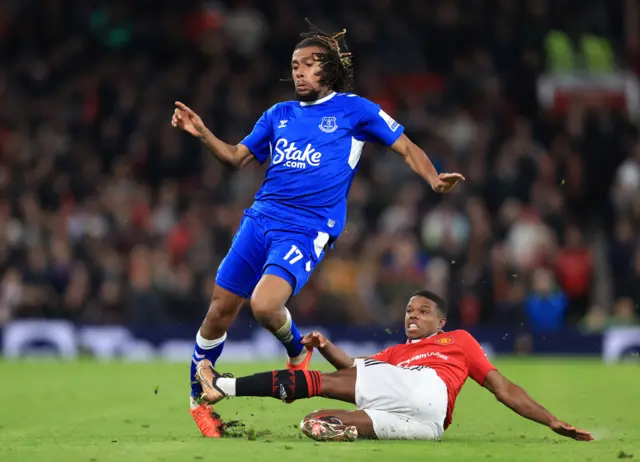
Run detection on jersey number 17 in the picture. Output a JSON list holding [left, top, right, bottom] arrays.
[[283, 245, 304, 264]]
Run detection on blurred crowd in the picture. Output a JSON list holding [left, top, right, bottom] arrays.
[[0, 0, 639, 332]]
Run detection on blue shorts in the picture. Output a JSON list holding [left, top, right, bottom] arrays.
[[215, 210, 330, 298]]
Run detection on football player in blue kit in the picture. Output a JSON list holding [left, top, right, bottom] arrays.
[[171, 21, 465, 437]]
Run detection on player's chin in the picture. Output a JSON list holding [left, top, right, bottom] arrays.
[[405, 326, 423, 339], [295, 88, 319, 102]]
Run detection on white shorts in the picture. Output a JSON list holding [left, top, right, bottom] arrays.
[[354, 358, 448, 440]]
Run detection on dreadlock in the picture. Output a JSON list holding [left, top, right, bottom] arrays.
[[294, 19, 354, 93]]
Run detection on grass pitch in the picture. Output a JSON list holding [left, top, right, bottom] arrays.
[[0, 358, 638, 462]]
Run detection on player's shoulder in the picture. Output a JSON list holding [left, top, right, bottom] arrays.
[[337, 92, 364, 100], [336, 92, 378, 108], [265, 101, 298, 114], [447, 329, 478, 343]]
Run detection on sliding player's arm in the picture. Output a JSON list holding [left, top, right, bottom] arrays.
[[390, 134, 465, 193], [302, 331, 392, 370], [172, 102, 265, 169], [302, 332, 355, 370], [460, 331, 593, 442], [483, 370, 593, 441]]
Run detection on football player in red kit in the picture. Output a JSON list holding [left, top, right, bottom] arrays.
[[194, 290, 594, 442]]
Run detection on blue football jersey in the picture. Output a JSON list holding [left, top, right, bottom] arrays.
[[240, 92, 405, 241]]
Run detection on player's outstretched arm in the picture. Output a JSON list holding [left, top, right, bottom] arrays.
[[389, 134, 465, 193], [171, 102, 254, 169], [302, 332, 355, 370], [483, 370, 594, 441]]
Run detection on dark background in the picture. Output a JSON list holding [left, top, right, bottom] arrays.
[[0, 0, 639, 337]]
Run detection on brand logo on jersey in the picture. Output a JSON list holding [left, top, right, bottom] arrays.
[[378, 109, 400, 132], [272, 138, 322, 169], [278, 120, 288, 128], [435, 337, 454, 345], [319, 116, 338, 133], [397, 351, 449, 368]]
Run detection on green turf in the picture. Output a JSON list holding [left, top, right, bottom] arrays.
[[0, 358, 638, 461]]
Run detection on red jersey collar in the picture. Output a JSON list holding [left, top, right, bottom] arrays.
[[407, 330, 444, 344]]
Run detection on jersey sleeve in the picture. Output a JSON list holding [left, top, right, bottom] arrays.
[[371, 347, 393, 363], [355, 98, 405, 146], [239, 106, 274, 164], [460, 331, 497, 385]]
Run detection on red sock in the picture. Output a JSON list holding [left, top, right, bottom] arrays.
[[301, 370, 323, 397]]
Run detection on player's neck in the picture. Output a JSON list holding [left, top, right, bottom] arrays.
[[317, 88, 332, 100], [407, 330, 442, 344]]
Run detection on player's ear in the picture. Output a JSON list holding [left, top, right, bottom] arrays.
[[438, 317, 446, 329]]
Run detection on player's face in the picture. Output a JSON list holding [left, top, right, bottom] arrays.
[[404, 296, 446, 339], [291, 46, 328, 102]]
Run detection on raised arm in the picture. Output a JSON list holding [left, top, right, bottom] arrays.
[[483, 370, 593, 441], [389, 133, 465, 193], [353, 98, 464, 193], [172, 102, 254, 169]]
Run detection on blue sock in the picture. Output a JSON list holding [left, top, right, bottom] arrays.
[[190, 331, 226, 398], [273, 308, 304, 358]]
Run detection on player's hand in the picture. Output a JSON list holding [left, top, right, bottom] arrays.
[[172, 102, 206, 137], [301, 331, 328, 349], [549, 420, 594, 441], [431, 173, 465, 194]]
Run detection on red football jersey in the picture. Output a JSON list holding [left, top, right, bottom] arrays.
[[371, 329, 496, 429]]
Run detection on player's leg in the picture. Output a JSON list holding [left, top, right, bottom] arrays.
[[190, 285, 244, 399], [250, 229, 330, 369], [354, 409, 443, 441], [195, 360, 357, 404], [301, 407, 444, 442], [189, 214, 266, 437], [196, 361, 364, 441], [189, 286, 247, 438], [299, 360, 446, 441], [250, 273, 307, 364]]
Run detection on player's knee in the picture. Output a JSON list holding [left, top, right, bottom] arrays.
[[205, 301, 234, 323], [203, 288, 243, 328], [250, 274, 292, 329], [249, 296, 279, 322]]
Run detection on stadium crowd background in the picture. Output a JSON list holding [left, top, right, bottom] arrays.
[[0, 0, 639, 335]]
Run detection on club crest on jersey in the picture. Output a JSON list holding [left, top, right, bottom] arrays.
[[319, 116, 338, 133], [435, 337, 454, 345]]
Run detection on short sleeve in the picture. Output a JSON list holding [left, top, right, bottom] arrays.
[[461, 331, 497, 385], [239, 107, 274, 164], [355, 98, 405, 146]]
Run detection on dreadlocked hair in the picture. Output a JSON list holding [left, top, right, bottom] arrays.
[[294, 18, 354, 92]]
